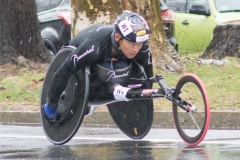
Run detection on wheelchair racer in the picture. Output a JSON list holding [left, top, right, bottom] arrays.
[[43, 10, 158, 121]]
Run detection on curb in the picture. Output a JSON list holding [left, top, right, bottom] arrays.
[[1, 111, 240, 129]]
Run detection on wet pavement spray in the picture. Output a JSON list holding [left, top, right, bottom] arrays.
[[1, 124, 240, 159]]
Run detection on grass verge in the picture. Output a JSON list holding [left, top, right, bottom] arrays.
[[0, 57, 240, 110]]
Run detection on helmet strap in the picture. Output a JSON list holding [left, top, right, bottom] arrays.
[[117, 37, 124, 50], [118, 37, 124, 41], [111, 29, 125, 55]]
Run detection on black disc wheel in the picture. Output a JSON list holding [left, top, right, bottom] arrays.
[[173, 73, 210, 146], [40, 47, 89, 145], [107, 62, 154, 139], [107, 99, 153, 139]]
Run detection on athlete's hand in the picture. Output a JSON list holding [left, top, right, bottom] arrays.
[[141, 89, 159, 96], [113, 85, 131, 101]]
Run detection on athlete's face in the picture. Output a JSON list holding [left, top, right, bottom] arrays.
[[115, 33, 143, 59]]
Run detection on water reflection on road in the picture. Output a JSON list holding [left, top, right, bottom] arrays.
[[39, 141, 240, 160], [1, 125, 240, 159]]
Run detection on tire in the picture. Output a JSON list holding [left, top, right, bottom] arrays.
[[172, 73, 210, 146], [107, 62, 153, 139], [44, 39, 57, 55], [40, 47, 89, 145]]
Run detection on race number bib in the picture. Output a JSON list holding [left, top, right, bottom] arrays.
[[113, 85, 131, 101]]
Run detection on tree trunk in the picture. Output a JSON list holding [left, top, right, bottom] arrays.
[[0, 0, 50, 65], [201, 21, 240, 59], [146, 0, 184, 72], [72, 0, 184, 72]]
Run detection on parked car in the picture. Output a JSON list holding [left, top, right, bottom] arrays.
[[36, 0, 71, 55], [163, 0, 240, 54]]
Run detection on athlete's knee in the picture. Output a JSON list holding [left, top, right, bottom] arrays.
[[56, 61, 76, 78]]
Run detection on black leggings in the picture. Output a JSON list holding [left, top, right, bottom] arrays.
[[47, 62, 75, 108]]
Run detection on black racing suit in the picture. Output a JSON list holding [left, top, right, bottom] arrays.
[[48, 24, 153, 108]]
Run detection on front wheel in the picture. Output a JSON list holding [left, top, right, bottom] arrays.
[[172, 73, 210, 146]]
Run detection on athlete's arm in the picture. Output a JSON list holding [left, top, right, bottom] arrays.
[[65, 37, 101, 72]]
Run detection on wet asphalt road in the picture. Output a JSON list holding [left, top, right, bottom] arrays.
[[1, 124, 240, 160]]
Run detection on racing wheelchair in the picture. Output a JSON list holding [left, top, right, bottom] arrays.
[[40, 46, 210, 146]]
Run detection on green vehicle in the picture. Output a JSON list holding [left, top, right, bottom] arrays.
[[163, 0, 240, 55]]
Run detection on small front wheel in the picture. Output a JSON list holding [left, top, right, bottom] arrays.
[[172, 73, 210, 146]]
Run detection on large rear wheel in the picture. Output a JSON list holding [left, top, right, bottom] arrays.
[[40, 47, 89, 145], [107, 61, 153, 139], [172, 73, 210, 146]]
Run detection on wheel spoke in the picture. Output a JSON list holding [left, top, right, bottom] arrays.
[[189, 112, 201, 130]]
